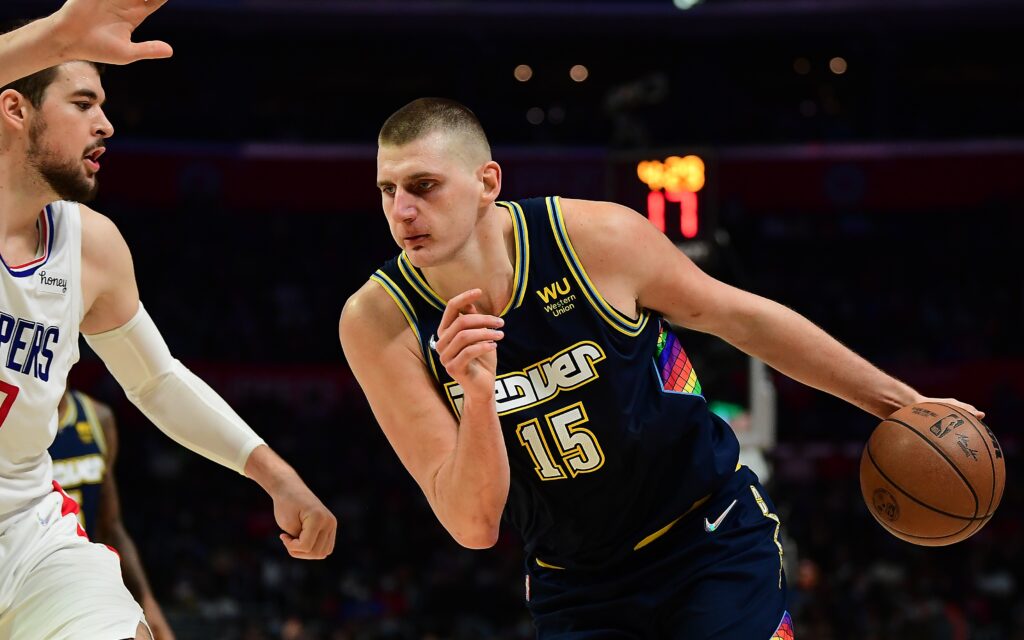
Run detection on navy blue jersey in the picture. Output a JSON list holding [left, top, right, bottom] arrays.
[[373, 196, 740, 569], [49, 390, 107, 537]]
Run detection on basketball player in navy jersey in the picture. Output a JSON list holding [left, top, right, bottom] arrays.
[[340, 98, 984, 639], [0, 0, 173, 89], [50, 388, 176, 640]]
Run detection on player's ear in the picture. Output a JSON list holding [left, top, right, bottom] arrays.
[[479, 160, 502, 204], [0, 89, 30, 133]]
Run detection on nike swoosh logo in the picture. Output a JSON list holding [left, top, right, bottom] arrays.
[[704, 499, 738, 532]]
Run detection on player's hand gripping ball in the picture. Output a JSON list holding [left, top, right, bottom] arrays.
[[860, 402, 1005, 546]]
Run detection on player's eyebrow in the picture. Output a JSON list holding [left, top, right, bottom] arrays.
[[68, 89, 104, 106], [405, 172, 438, 182], [377, 172, 438, 188]]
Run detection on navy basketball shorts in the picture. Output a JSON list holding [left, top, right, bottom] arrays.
[[524, 466, 792, 639]]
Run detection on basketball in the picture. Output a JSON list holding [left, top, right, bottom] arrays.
[[860, 402, 1006, 546]]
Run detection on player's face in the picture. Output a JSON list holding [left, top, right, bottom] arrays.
[[377, 131, 486, 268], [25, 62, 113, 203]]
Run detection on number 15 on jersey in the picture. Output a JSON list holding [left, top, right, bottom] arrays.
[[517, 402, 605, 481]]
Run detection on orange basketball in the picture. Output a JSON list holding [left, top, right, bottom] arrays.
[[860, 402, 1005, 546]]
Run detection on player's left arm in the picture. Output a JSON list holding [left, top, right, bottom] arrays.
[[79, 205, 337, 560], [91, 399, 177, 640], [559, 198, 982, 420]]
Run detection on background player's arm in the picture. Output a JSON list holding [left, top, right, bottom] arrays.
[[79, 206, 336, 560], [92, 400, 176, 640], [560, 198, 982, 420], [0, 0, 172, 87], [340, 284, 509, 549]]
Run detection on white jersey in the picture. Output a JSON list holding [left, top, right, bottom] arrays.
[[0, 202, 83, 522]]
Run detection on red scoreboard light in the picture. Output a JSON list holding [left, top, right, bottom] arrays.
[[636, 155, 705, 239]]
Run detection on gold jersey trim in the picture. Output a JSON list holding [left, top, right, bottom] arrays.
[[546, 196, 649, 337]]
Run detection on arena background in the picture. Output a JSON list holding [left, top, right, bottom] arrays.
[[4, 0, 1024, 637]]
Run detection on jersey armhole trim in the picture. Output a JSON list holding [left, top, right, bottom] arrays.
[[369, 271, 440, 381], [496, 201, 531, 313], [396, 254, 446, 312], [546, 196, 649, 337]]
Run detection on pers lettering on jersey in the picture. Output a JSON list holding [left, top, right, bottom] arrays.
[[0, 312, 60, 382]]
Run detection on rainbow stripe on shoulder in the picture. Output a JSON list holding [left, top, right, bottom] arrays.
[[655, 324, 702, 396]]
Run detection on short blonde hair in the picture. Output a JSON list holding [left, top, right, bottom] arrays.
[[378, 97, 491, 161]]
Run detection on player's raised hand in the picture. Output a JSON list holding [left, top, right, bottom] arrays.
[[50, 0, 174, 65], [273, 479, 337, 560], [433, 289, 504, 396]]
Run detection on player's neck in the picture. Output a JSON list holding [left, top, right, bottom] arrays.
[[421, 204, 515, 315], [0, 155, 57, 247]]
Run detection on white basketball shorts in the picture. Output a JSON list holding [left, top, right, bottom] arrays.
[[0, 482, 145, 639]]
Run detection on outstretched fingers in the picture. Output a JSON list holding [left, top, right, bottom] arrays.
[[125, 39, 173, 61]]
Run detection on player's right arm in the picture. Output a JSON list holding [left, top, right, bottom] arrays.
[[79, 206, 336, 560], [340, 284, 508, 549], [0, 0, 172, 88], [559, 198, 983, 421]]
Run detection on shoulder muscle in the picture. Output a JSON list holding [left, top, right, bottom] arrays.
[[79, 205, 140, 335], [557, 198, 746, 333], [340, 280, 460, 505]]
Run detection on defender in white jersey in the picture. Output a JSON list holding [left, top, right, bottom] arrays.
[[0, 55, 337, 640]]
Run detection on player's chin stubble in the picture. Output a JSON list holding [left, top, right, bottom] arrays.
[[30, 155, 98, 204], [27, 123, 99, 204]]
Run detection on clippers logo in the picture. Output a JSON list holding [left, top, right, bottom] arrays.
[[445, 341, 606, 417], [536, 277, 576, 318], [929, 414, 965, 439]]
